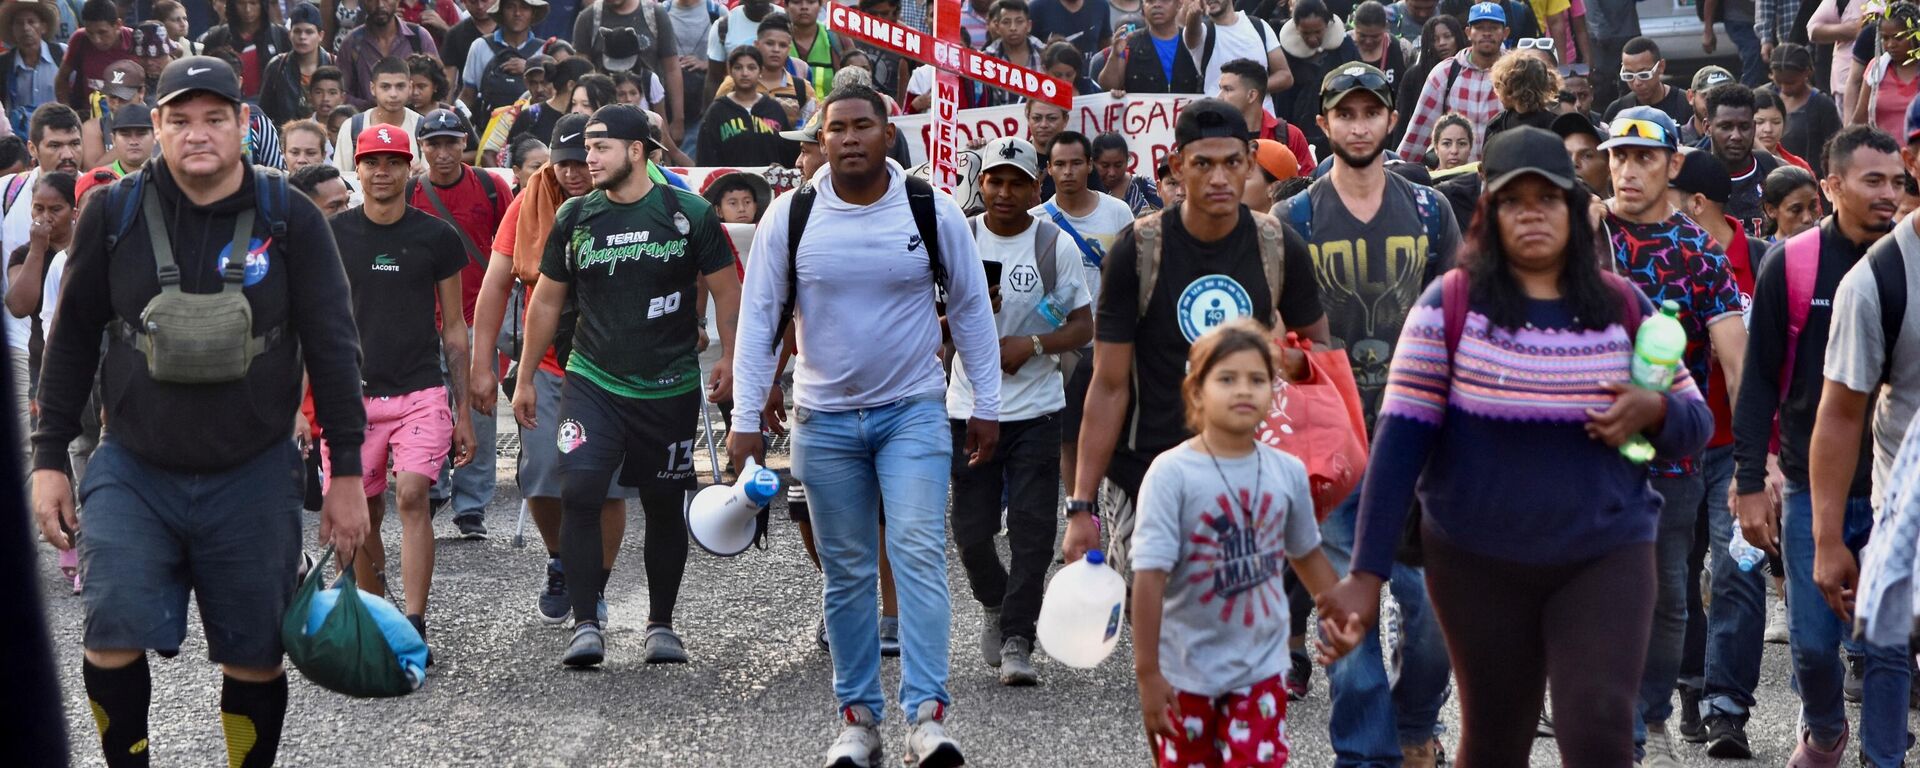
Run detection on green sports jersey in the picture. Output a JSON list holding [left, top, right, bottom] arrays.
[[539, 183, 734, 399]]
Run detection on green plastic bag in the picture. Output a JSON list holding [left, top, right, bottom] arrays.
[[280, 546, 416, 698]]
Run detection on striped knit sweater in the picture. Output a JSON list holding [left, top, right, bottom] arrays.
[[1350, 281, 1714, 578]]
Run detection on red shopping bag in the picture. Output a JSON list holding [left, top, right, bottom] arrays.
[[1257, 333, 1370, 521]]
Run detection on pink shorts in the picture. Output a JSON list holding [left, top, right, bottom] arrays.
[[322, 387, 452, 497]]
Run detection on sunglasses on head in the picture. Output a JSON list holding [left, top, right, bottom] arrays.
[[1324, 69, 1390, 94], [1560, 62, 1591, 77], [1619, 68, 1659, 81], [1610, 117, 1670, 144]]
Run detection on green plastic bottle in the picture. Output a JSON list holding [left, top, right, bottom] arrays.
[[1620, 300, 1685, 464]]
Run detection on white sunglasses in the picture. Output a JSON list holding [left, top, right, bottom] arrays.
[[1516, 37, 1555, 50], [1620, 69, 1660, 81]]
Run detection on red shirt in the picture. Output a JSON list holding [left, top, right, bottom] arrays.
[[407, 166, 511, 323], [1260, 112, 1314, 173], [61, 28, 134, 110], [1707, 215, 1759, 449], [491, 195, 566, 377]]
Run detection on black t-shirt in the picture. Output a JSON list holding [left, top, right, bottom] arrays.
[[1095, 206, 1324, 452], [331, 207, 467, 397], [694, 95, 796, 167], [444, 19, 486, 79], [1602, 85, 1693, 126], [1029, 0, 1111, 57], [1727, 150, 1782, 237], [509, 101, 565, 145]]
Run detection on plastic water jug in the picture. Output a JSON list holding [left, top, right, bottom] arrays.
[[1036, 549, 1128, 669], [1621, 300, 1687, 464], [305, 586, 430, 689]]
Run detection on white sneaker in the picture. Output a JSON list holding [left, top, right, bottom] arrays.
[[905, 701, 964, 768], [1643, 723, 1684, 768], [1765, 598, 1790, 644], [823, 705, 881, 768]]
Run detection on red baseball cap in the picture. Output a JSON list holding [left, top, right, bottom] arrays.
[[354, 123, 413, 163]]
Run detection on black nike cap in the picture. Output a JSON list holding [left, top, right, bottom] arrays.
[[550, 113, 589, 163], [155, 56, 244, 107]]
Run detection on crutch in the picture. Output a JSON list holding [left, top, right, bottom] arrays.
[[511, 499, 529, 548], [697, 368, 723, 484]]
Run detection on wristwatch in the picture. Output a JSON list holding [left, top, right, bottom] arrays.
[[1029, 335, 1044, 357], [1066, 499, 1095, 518]]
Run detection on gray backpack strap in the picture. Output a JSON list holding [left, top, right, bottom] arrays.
[[1134, 211, 1164, 321], [142, 182, 181, 289], [1032, 217, 1060, 297]]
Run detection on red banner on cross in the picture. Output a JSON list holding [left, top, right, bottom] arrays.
[[826, 4, 1073, 111]]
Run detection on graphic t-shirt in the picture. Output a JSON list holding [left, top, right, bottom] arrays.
[[407, 166, 511, 322], [1096, 206, 1324, 454], [1289, 173, 1460, 428], [540, 185, 734, 399], [1605, 209, 1743, 476], [1030, 192, 1135, 307], [61, 28, 134, 110], [1726, 151, 1781, 238], [1131, 442, 1321, 697], [695, 95, 794, 168], [949, 215, 1092, 421], [332, 207, 468, 397]]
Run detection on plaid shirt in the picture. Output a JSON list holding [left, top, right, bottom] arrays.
[[1754, 0, 1802, 44], [1395, 51, 1500, 161]]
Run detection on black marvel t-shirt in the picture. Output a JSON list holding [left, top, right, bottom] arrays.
[[332, 207, 467, 397], [1727, 150, 1781, 237], [1096, 205, 1324, 453]]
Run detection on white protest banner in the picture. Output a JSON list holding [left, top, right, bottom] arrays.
[[891, 93, 1199, 177]]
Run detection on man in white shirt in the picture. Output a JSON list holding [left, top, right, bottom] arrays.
[[728, 84, 1000, 768], [1, 103, 81, 461], [952, 136, 1092, 688], [1184, 0, 1294, 95], [334, 58, 423, 176]]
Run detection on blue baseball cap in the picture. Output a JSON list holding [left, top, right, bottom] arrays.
[[1598, 105, 1680, 152], [1468, 2, 1507, 24], [1906, 96, 1920, 143]]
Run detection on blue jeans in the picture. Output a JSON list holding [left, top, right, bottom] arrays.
[[432, 332, 498, 518], [1783, 482, 1911, 766], [1700, 445, 1765, 721], [1319, 489, 1451, 765], [1635, 473, 1705, 747], [1723, 19, 1768, 87], [791, 393, 953, 721]]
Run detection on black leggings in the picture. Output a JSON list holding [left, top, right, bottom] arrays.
[[559, 489, 687, 627], [1422, 529, 1655, 768]]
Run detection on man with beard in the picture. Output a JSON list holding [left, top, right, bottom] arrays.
[[336, 0, 439, 109], [1396, 2, 1508, 162], [1, 102, 80, 435], [1276, 62, 1457, 768], [513, 104, 740, 668], [1702, 83, 1783, 237], [1598, 105, 1749, 767]]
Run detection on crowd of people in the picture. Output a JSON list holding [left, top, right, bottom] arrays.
[[10, 0, 1920, 766]]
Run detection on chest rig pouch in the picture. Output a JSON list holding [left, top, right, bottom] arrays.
[[124, 181, 271, 384]]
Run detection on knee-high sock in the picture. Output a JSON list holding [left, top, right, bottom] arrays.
[[220, 674, 287, 768], [642, 489, 689, 627], [83, 655, 151, 768]]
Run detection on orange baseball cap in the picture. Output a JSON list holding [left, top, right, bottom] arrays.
[[1252, 139, 1299, 181]]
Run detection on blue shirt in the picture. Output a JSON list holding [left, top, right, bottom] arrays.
[[9, 42, 58, 116], [1152, 34, 1179, 84]]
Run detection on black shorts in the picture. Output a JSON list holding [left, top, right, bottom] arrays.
[[1060, 348, 1092, 445], [556, 373, 700, 493]]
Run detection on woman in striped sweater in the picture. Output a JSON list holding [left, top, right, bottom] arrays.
[[1315, 127, 1712, 766]]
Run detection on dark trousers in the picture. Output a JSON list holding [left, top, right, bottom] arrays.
[[1423, 527, 1656, 767], [948, 414, 1061, 641]]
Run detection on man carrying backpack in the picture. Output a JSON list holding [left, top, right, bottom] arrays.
[[573, 0, 685, 142], [29, 56, 369, 768], [463, 0, 549, 117], [336, 0, 440, 109]]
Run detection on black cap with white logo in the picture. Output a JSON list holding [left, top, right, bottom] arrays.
[[550, 113, 589, 163], [155, 56, 245, 107]]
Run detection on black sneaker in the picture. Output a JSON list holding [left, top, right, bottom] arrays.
[[454, 513, 489, 540], [1285, 649, 1311, 700], [1702, 715, 1752, 759], [1845, 653, 1865, 703], [1678, 685, 1705, 743], [538, 559, 569, 624]]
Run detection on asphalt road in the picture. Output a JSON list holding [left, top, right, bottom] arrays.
[[35, 417, 1920, 767]]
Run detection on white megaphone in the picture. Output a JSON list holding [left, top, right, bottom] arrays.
[[687, 457, 781, 556]]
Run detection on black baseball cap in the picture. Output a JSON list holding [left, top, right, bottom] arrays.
[[1771, 42, 1813, 71], [417, 109, 467, 141], [1671, 147, 1732, 204], [155, 56, 244, 107], [111, 103, 152, 131], [1481, 126, 1577, 193], [1550, 111, 1600, 142], [587, 103, 653, 143], [1173, 97, 1251, 148], [550, 113, 589, 163], [597, 27, 642, 73], [525, 54, 555, 79]]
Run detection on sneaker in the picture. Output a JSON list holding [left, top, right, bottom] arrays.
[[563, 622, 605, 668], [1703, 715, 1753, 759], [1642, 723, 1683, 768], [1845, 653, 1865, 703], [538, 559, 569, 624], [597, 592, 608, 626], [904, 701, 964, 768], [1765, 599, 1790, 644], [980, 606, 1003, 668], [1401, 738, 1441, 768], [1678, 685, 1705, 743], [454, 513, 489, 540], [1537, 709, 1554, 738], [823, 705, 882, 768], [999, 637, 1038, 687], [1285, 649, 1311, 701], [1787, 722, 1848, 768], [815, 614, 830, 650], [879, 615, 901, 658], [643, 625, 689, 664]]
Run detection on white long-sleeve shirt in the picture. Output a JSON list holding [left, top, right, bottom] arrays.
[[732, 161, 1001, 431]]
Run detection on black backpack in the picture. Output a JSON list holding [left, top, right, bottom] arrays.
[[775, 175, 944, 349], [479, 39, 529, 114]]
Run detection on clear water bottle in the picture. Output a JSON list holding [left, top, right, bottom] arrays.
[[1621, 300, 1687, 464], [1729, 520, 1765, 572], [1036, 549, 1127, 669]]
